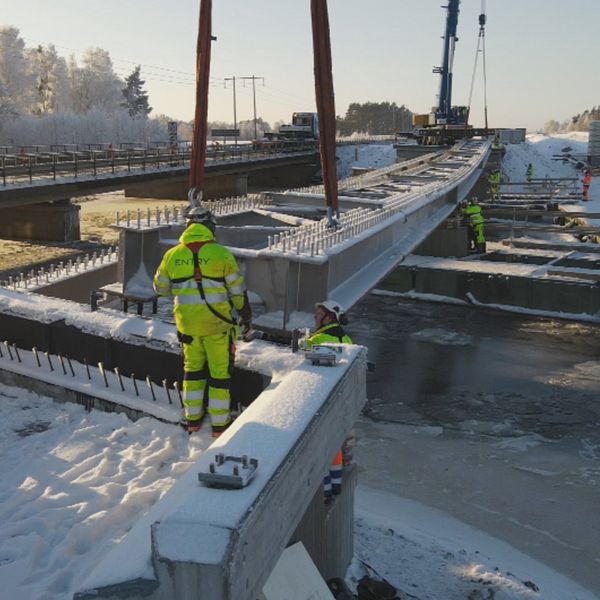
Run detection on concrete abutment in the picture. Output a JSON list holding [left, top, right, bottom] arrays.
[[0, 199, 80, 242]]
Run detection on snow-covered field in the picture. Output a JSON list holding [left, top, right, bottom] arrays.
[[0, 383, 208, 600], [502, 132, 588, 182]]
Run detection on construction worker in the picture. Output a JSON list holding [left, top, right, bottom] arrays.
[[307, 300, 352, 503], [307, 300, 352, 346], [526, 163, 534, 183], [583, 168, 592, 201], [461, 197, 486, 253], [488, 169, 501, 200], [153, 207, 252, 437]]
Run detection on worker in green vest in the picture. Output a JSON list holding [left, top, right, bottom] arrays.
[[526, 163, 534, 182], [461, 197, 486, 253], [153, 207, 252, 437], [307, 300, 352, 503], [307, 300, 352, 346], [488, 169, 501, 200]]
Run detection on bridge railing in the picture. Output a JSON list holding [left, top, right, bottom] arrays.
[[0, 140, 320, 187]]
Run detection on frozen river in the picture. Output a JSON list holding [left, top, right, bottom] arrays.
[[351, 292, 600, 596]]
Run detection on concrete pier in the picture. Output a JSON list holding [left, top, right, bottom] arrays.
[[0, 199, 80, 242]]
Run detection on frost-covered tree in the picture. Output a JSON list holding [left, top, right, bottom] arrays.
[[69, 48, 122, 114], [121, 65, 151, 118], [0, 80, 18, 125], [26, 44, 70, 115], [569, 106, 600, 132], [237, 118, 271, 140], [0, 26, 35, 114]]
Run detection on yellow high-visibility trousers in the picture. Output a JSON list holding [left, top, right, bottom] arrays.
[[182, 328, 235, 432]]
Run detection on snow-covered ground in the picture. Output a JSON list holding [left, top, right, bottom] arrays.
[[0, 383, 208, 600], [502, 132, 588, 182]]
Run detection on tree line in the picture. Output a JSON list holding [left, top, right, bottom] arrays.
[[336, 102, 413, 136], [543, 105, 600, 135], [1, 26, 414, 146]]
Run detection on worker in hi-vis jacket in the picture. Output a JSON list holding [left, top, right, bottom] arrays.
[[153, 207, 252, 437], [461, 197, 486, 254], [307, 300, 353, 503]]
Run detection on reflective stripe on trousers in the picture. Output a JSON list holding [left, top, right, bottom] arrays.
[[181, 329, 234, 427]]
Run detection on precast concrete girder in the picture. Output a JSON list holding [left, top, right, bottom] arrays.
[[243, 139, 490, 329], [110, 140, 489, 331]]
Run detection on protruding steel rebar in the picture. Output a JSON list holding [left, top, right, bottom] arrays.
[[163, 379, 173, 404], [98, 362, 109, 387], [45, 351, 53, 371], [58, 353, 67, 375], [146, 376, 156, 401], [66, 355, 76, 377], [131, 373, 139, 396], [174, 381, 183, 408], [114, 367, 125, 391]]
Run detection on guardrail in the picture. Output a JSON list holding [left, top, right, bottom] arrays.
[[0, 141, 319, 187]]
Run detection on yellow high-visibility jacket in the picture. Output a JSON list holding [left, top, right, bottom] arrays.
[[153, 223, 246, 337], [462, 203, 485, 226], [307, 323, 353, 346]]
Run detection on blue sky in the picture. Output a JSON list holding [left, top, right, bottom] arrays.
[[3, 0, 599, 130]]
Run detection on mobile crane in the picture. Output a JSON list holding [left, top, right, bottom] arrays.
[[412, 0, 492, 145]]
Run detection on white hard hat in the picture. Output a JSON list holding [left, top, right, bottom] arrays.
[[315, 300, 345, 321], [185, 207, 216, 231]]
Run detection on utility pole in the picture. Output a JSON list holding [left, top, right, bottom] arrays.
[[224, 76, 238, 146], [239, 75, 265, 140]]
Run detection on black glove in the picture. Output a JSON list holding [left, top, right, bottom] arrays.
[[240, 319, 253, 341], [238, 292, 252, 322]]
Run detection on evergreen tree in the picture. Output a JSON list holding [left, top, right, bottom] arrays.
[[121, 65, 151, 118], [336, 101, 413, 135]]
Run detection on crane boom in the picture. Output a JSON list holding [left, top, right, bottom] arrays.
[[434, 0, 461, 124]]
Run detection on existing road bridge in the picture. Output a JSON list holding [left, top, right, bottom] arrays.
[[0, 142, 321, 242]]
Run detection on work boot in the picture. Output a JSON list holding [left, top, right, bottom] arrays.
[[180, 412, 205, 434], [211, 422, 231, 438]]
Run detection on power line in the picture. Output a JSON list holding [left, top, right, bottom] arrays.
[[239, 76, 265, 139]]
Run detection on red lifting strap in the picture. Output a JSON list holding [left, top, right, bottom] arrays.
[[186, 241, 213, 281], [311, 0, 339, 213], [189, 0, 213, 198]]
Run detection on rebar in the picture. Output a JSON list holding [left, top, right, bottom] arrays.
[[146, 376, 156, 401], [131, 374, 139, 396], [163, 379, 173, 405]]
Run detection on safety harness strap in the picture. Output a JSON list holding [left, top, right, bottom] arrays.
[[186, 241, 236, 326]]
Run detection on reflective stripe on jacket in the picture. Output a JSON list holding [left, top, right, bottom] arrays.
[[153, 223, 246, 337], [307, 323, 353, 346], [462, 204, 485, 226]]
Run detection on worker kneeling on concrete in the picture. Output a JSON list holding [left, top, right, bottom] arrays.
[[153, 207, 252, 437], [307, 300, 352, 503], [461, 197, 486, 254]]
